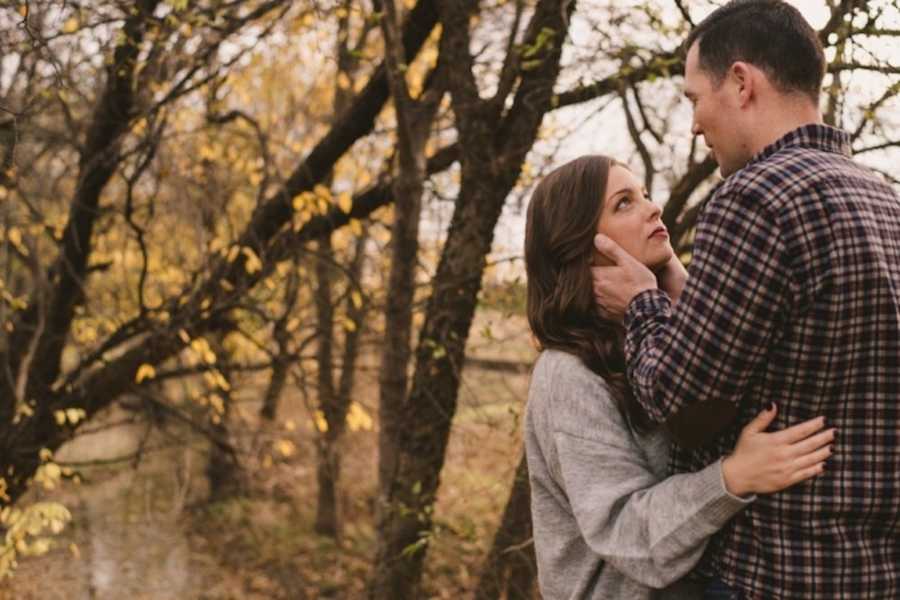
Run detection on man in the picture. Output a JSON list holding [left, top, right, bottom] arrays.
[[591, 1, 900, 598]]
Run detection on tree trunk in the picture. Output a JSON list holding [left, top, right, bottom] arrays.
[[371, 0, 446, 591], [259, 354, 289, 421], [206, 407, 244, 502], [313, 234, 340, 536], [368, 2, 572, 597], [315, 232, 368, 537], [207, 339, 246, 501], [474, 451, 536, 600]]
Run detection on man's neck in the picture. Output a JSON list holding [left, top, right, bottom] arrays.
[[748, 102, 823, 158]]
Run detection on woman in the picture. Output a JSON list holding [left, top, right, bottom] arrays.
[[523, 156, 834, 599]]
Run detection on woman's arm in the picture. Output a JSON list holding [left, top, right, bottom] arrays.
[[555, 428, 745, 589], [550, 366, 833, 589]]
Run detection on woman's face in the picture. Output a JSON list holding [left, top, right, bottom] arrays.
[[596, 165, 674, 270]]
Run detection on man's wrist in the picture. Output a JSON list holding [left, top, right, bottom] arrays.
[[624, 288, 671, 328]]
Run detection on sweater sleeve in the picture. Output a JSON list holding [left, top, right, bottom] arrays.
[[549, 360, 753, 589]]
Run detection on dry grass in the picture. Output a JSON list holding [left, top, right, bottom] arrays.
[[4, 310, 536, 599]]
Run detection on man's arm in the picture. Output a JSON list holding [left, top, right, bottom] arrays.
[[594, 189, 789, 447]]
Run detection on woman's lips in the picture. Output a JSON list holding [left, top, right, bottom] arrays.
[[649, 226, 669, 239]]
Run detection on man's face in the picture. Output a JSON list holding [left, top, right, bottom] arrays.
[[684, 42, 746, 177]]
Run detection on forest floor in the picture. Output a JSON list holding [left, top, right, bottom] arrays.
[[3, 308, 536, 600]]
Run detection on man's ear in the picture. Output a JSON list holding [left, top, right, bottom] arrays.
[[729, 61, 754, 108]]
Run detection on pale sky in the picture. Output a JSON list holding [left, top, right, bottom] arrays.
[[485, 0, 900, 281]]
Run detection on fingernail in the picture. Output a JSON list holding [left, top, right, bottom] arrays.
[[766, 401, 775, 411]]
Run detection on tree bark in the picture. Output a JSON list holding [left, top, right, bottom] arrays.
[[371, 0, 446, 585], [313, 234, 341, 536], [368, 2, 573, 597], [206, 336, 247, 501]]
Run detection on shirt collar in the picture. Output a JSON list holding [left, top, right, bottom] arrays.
[[745, 123, 852, 170]]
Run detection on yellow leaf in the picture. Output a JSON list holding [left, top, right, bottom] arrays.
[[7, 227, 28, 256], [337, 72, 351, 90], [351, 291, 363, 309], [65, 408, 85, 425], [346, 402, 374, 432], [61, 17, 79, 34], [342, 318, 357, 332], [284, 419, 296, 432], [178, 329, 191, 343], [241, 247, 262, 274], [208, 394, 225, 415], [337, 192, 352, 214], [70, 543, 80, 559], [44, 463, 62, 481], [276, 439, 295, 457], [313, 184, 331, 201], [314, 410, 328, 433], [209, 370, 230, 391], [349, 219, 363, 237], [39, 448, 52, 462], [135, 363, 156, 383], [191, 338, 208, 353], [53, 411, 66, 426]]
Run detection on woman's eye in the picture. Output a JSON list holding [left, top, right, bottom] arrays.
[[616, 197, 631, 210]]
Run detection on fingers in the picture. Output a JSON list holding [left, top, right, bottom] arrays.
[[793, 444, 833, 470], [743, 403, 778, 434], [790, 461, 826, 485], [594, 234, 631, 265], [772, 415, 826, 444], [789, 427, 836, 457]]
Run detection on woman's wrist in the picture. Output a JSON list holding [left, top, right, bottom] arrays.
[[721, 455, 751, 498]]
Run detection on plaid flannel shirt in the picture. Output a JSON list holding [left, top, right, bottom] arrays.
[[624, 124, 900, 599]]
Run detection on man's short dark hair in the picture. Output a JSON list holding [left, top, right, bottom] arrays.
[[685, 0, 826, 102]]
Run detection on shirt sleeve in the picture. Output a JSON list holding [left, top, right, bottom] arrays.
[[624, 187, 790, 446], [554, 425, 752, 588]]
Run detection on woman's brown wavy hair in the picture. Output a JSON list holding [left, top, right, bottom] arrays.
[[524, 155, 652, 434]]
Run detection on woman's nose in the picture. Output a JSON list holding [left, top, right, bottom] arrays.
[[646, 200, 661, 220]]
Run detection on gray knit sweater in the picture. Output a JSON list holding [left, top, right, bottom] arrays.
[[525, 350, 753, 600]]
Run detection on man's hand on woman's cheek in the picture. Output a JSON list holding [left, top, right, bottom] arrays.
[[590, 234, 657, 320], [657, 255, 689, 304]]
